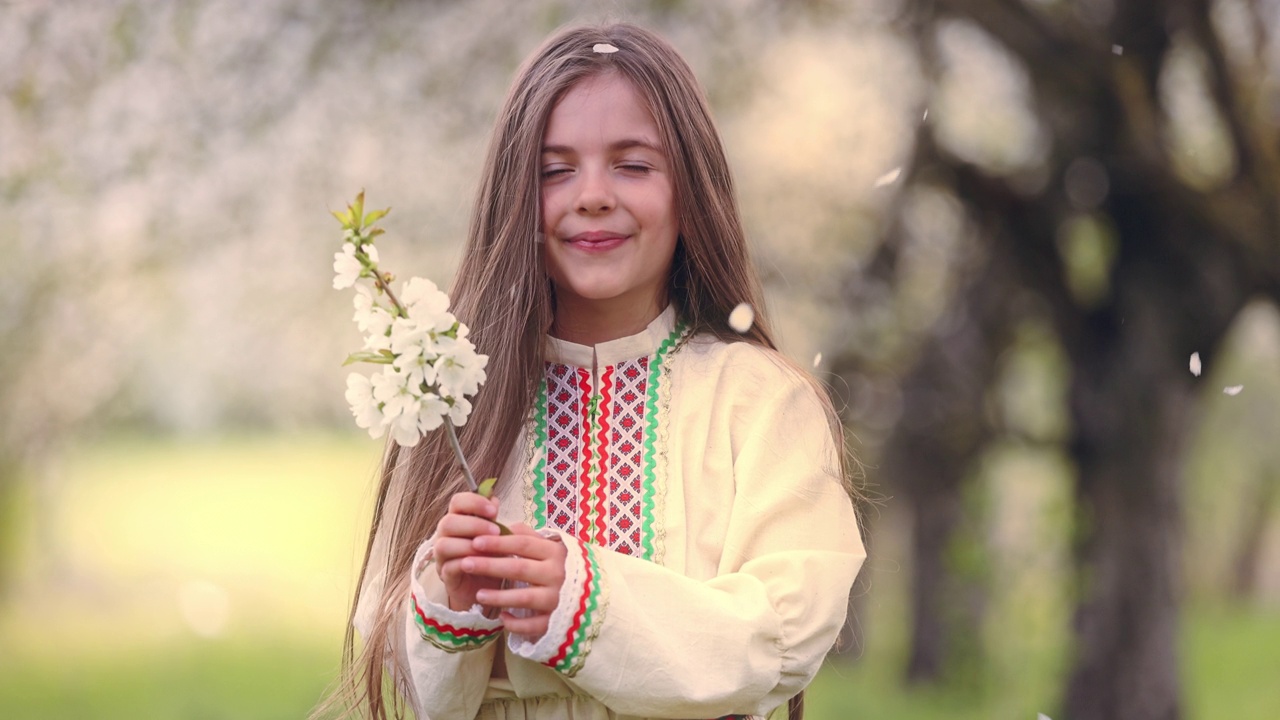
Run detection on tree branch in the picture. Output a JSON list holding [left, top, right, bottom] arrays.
[[939, 154, 1087, 351], [1183, 0, 1280, 243], [932, 0, 1109, 99]]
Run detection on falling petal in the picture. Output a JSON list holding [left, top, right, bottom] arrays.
[[1038, 715, 1053, 720], [728, 303, 754, 333], [593, 43, 619, 54], [874, 167, 902, 188], [1189, 352, 1201, 376], [1112, 45, 1123, 55], [922, 108, 929, 121], [813, 352, 823, 368], [1223, 385, 1243, 396]]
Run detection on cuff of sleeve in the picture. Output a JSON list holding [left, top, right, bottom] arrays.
[[408, 538, 503, 653], [507, 531, 608, 678]]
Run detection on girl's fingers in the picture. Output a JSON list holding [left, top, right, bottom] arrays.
[[499, 611, 550, 638], [470, 532, 563, 560], [437, 513, 503, 541], [433, 537, 504, 567], [432, 537, 473, 566], [448, 492, 499, 519], [436, 557, 469, 586], [473, 585, 558, 613], [459, 555, 549, 585]]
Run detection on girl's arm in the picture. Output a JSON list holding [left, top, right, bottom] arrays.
[[468, 368, 866, 718], [399, 535, 504, 720], [397, 494, 516, 720]]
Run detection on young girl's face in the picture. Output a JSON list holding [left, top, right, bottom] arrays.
[[540, 72, 679, 322]]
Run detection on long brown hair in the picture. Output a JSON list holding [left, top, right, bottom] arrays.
[[319, 22, 836, 720]]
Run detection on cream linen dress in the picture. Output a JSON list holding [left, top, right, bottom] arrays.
[[355, 307, 866, 720]]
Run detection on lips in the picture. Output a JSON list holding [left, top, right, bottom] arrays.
[[565, 230, 629, 251]]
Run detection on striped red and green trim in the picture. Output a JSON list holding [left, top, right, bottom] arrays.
[[410, 593, 501, 653], [545, 540, 604, 677]]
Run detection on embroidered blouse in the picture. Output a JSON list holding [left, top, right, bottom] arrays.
[[355, 307, 866, 720]]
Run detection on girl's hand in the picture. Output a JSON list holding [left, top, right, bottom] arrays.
[[431, 492, 505, 612], [465, 523, 568, 639]]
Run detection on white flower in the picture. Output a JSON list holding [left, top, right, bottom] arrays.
[[363, 243, 379, 263], [431, 311, 460, 335], [1189, 352, 1201, 377], [385, 394, 423, 446], [371, 366, 406, 404], [393, 343, 438, 391], [362, 317, 393, 351], [389, 316, 429, 356], [417, 393, 449, 432], [344, 373, 384, 436], [401, 277, 450, 319], [353, 285, 394, 336], [436, 341, 489, 400], [447, 396, 472, 426], [333, 244, 362, 289]]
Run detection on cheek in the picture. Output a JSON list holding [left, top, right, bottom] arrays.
[[539, 191, 553, 232]]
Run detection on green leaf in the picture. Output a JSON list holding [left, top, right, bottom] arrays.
[[331, 209, 352, 227], [366, 227, 385, 238], [363, 207, 390, 226], [352, 190, 365, 227], [342, 352, 394, 366], [477, 477, 498, 497]]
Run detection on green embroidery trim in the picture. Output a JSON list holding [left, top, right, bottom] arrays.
[[640, 323, 684, 561], [557, 542, 604, 676], [531, 377, 549, 530], [411, 602, 501, 654]]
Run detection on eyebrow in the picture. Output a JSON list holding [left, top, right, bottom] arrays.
[[542, 138, 663, 155]]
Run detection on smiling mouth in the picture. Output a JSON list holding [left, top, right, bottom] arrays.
[[566, 231, 629, 250]]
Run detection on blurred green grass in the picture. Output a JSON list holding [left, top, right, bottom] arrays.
[[0, 434, 1276, 719]]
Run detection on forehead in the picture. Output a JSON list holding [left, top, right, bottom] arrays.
[[543, 72, 663, 149]]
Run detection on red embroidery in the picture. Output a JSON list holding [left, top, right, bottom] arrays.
[[575, 368, 593, 543], [547, 538, 593, 668], [591, 366, 614, 545], [540, 356, 650, 556]]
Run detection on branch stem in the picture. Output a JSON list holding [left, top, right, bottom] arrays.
[[444, 417, 478, 492]]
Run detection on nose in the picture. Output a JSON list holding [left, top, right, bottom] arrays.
[[575, 166, 615, 215]]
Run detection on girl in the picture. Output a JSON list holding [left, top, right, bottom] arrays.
[[336, 22, 865, 720]]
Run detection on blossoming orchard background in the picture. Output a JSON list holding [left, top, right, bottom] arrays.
[[2, 1, 1279, 719]]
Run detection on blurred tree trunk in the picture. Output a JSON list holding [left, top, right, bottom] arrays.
[[911, 0, 1280, 716], [882, 242, 1018, 683]]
